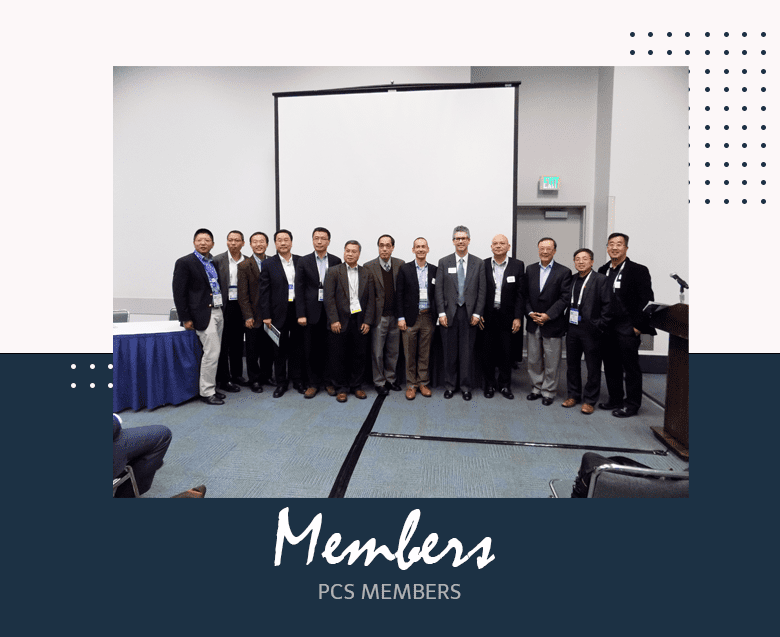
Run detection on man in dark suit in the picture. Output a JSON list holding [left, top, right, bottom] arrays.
[[259, 229, 303, 398], [435, 225, 486, 401], [524, 237, 573, 406], [323, 240, 376, 403], [597, 232, 655, 418], [396, 237, 437, 400], [172, 228, 226, 405], [562, 248, 612, 414], [364, 234, 405, 396], [479, 234, 524, 399], [214, 230, 249, 393], [295, 227, 342, 398], [238, 231, 274, 393]]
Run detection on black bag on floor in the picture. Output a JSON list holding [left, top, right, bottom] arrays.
[[570, 452, 651, 498]]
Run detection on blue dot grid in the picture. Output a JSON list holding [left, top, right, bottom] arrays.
[[630, 30, 770, 211], [70, 357, 114, 389]]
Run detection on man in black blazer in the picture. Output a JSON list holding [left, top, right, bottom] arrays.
[[214, 230, 249, 393], [562, 249, 612, 414], [364, 234, 405, 396], [524, 237, 573, 406], [396, 237, 437, 400], [435, 225, 486, 400], [237, 231, 273, 393], [172, 228, 226, 405], [479, 234, 524, 399], [597, 232, 655, 418], [323, 240, 376, 403], [259, 229, 303, 398], [295, 227, 342, 398]]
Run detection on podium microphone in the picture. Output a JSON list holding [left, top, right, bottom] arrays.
[[670, 273, 689, 289]]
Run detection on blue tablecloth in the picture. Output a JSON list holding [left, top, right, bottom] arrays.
[[113, 321, 200, 411]]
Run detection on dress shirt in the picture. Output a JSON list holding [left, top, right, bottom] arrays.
[[228, 252, 245, 287], [538, 259, 554, 291], [315, 253, 329, 284], [280, 254, 295, 300], [416, 262, 429, 310], [194, 250, 222, 306], [253, 254, 266, 270], [380, 257, 392, 272], [347, 265, 360, 305], [491, 258, 507, 307]]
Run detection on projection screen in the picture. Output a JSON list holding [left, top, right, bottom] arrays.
[[275, 83, 519, 264]]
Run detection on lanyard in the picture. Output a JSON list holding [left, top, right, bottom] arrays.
[[611, 261, 626, 291], [571, 271, 593, 307]]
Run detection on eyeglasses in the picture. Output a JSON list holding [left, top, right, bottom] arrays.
[[607, 242, 626, 248]]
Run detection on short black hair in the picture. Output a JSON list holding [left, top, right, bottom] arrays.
[[249, 231, 269, 244], [312, 227, 331, 240], [193, 228, 214, 241], [227, 230, 244, 240], [274, 229, 293, 242], [377, 234, 395, 247], [345, 240, 362, 251], [538, 237, 557, 249], [573, 248, 594, 260], [607, 232, 629, 246]]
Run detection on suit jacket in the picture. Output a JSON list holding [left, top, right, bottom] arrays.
[[213, 251, 249, 303], [483, 256, 525, 329], [363, 256, 404, 324], [597, 257, 656, 335], [172, 252, 222, 331], [237, 256, 266, 324], [523, 260, 573, 338], [395, 261, 438, 327], [323, 263, 376, 331], [434, 253, 486, 323], [567, 270, 612, 335], [258, 253, 301, 326], [294, 251, 342, 324]]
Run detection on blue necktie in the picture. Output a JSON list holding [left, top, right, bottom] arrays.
[[457, 258, 465, 306]]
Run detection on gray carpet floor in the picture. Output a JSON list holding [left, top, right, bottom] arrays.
[[118, 366, 686, 498]]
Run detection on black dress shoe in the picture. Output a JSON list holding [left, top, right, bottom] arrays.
[[292, 382, 305, 394], [200, 394, 224, 405], [612, 407, 638, 418], [541, 397, 554, 406], [214, 391, 226, 399], [443, 390, 454, 399], [250, 382, 264, 393], [462, 391, 472, 401], [500, 387, 514, 400], [273, 385, 287, 398], [376, 385, 389, 396], [219, 382, 240, 393], [387, 382, 402, 391], [526, 392, 543, 401], [484, 387, 495, 398], [232, 377, 249, 386], [598, 401, 623, 410]]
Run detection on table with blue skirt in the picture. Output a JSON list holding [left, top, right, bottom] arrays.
[[113, 320, 201, 411]]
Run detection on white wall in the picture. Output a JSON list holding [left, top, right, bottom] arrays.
[[114, 66, 470, 303], [609, 66, 689, 355]]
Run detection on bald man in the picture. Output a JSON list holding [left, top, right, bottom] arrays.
[[479, 234, 525, 399]]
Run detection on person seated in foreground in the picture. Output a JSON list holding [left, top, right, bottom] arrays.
[[113, 414, 206, 498]]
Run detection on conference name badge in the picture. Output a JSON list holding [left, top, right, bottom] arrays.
[[318, 288, 324, 301], [213, 293, 223, 306], [448, 267, 456, 274], [288, 283, 295, 301], [419, 288, 428, 302], [431, 278, 435, 285], [229, 286, 238, 301], [507, 276, 515, 283], [350, 299, 362, 314], [569, 308, 580, 325]]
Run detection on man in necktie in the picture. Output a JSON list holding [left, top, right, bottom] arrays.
[[434, 225, 486, 401], [364, 234, 405, 396]]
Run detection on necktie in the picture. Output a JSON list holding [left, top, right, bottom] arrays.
[[383, 263, 390, 272], [457, 258, 465, 306]]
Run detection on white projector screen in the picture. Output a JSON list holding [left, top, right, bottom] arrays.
[[276, 85, 517, 264]]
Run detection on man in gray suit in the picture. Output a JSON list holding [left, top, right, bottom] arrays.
[[364, 234, 404, 396], [214, 230, 249, 392], [435, 225, 486, 400]]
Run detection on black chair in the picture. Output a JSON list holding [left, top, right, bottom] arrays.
[[550, 463, 689, 498], [113, 465, 140, 497]]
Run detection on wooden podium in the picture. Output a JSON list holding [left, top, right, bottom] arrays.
[[649, 303, 689, 460]]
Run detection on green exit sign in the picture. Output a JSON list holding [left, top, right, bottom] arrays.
[[539, 176, 560, 191]]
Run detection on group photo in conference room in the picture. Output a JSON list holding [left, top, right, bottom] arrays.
[[113, 66, 689, 499]]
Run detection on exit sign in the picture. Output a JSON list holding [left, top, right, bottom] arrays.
[[539, 176, 560, 191]]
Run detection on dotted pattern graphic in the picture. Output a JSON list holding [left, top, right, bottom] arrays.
[[70, 361, 113, 389], [629, 31, 769, 209]]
